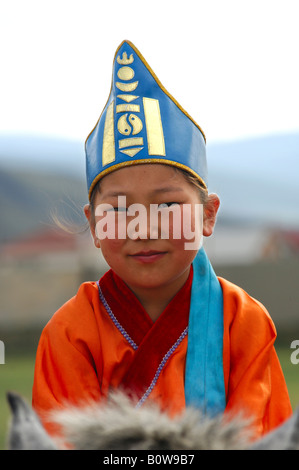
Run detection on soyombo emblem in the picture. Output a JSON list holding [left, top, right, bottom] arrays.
[[117, 51, 134, 65], [101, 47, 166, 166], [117, 114, 143, 136], [85, 40, 207, 201]]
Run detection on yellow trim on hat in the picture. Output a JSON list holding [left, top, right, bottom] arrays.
[[88, 159, 207, 201]]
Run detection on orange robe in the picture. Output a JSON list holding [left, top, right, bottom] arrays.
[[32, 268, 292, 439]]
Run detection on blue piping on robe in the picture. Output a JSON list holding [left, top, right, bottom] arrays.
[[185, 248, 226, 416]]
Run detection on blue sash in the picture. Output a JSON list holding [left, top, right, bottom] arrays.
[[185, 248, 226, 416]]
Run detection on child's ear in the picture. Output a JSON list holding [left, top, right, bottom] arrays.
[[84, 204, 101, 249], [202, 194, 220, 237]]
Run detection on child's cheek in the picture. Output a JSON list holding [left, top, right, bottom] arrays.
[[99, 237, 125, 269], [101, 236, 124, 251], [179, 205, 203, 250], [166, 206, 201, 238], [95, 212, 128, 241], [95, 212, 115, 240]]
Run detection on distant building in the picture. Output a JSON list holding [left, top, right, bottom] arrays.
[[205, 226, 299, 265], [262, 229, 299, 259], [0, 228, 78, 259], [204, 225, 270, 265], [0, 226, 108, 272]]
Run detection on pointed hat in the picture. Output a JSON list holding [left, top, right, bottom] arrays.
[[85, 40, 207, 200]]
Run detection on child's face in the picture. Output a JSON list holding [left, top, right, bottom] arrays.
[[85, 164, 219, 293]]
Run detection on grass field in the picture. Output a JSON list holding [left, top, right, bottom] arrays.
[[1, 347, 299, 450], [1, 354, 35, 450]]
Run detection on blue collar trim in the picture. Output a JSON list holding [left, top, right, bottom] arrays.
[[185, 248, 226, 416]]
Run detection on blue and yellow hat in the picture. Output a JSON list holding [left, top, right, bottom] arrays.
[[85, 40, 207, 201]]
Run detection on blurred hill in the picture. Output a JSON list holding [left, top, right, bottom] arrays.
[[0, 167, 87, 243], [0, 133, 87, 242], [207, 133, 299, 227]]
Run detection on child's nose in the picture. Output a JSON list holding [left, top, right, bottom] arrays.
[[127, 207, 160, 241]]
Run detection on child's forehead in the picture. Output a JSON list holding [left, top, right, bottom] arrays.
[[94, 164, 198, 200], [101, 163, 182, 186]]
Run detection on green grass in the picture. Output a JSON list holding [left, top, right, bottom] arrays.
[[0, 347, 298, 450], [0, 354, 35, 450], [276, 346, 299, 410]]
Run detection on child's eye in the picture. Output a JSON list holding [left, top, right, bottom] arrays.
[[107, 207, 127, 212], [158, 202, 180, 209]]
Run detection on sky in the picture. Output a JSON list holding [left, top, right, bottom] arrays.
[[0, 0, 298, 145]]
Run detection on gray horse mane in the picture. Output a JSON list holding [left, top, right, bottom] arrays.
[[5, 391, 299, 450]]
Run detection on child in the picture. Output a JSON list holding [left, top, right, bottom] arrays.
[[32, 40, 292, 439]]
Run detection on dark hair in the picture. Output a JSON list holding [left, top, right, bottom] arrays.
[[174, 168, 208, 205]]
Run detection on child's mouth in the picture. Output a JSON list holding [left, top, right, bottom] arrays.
[[129, 250, 167, 263]]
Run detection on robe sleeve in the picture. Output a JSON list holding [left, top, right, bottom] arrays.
[[32, 284, 103, 429], [220, 278, 292, 437]]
